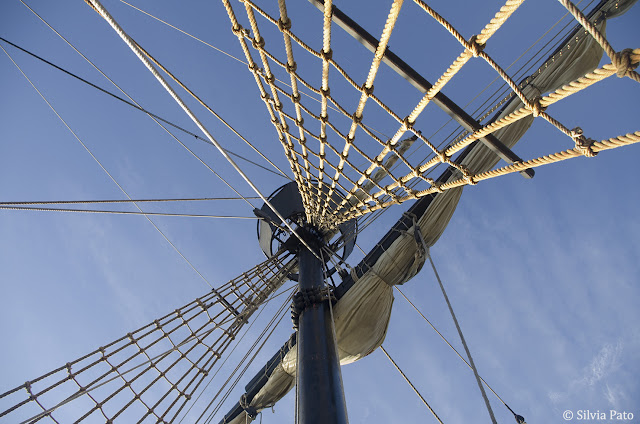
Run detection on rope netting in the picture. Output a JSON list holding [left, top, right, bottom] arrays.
[[221, 0, 639, 231], [0, 251, 295, 424]]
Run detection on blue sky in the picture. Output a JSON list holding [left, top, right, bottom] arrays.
[[1, 0, 639, 423]]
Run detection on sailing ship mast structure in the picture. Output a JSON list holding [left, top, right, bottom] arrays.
[[3, 0, 635, 420]]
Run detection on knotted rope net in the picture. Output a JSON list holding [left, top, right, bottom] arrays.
[[221, 0, 639, 231], [0, 251, 295, 423]]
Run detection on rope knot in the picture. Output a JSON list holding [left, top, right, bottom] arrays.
[[437, 150, 448, 164], [321, 48, 333, 62], [402, 116, 414, 131], [430, 180, 445, 193], [529, 97, 545, 117], [462, 167, 477, 185], [286, 61, 297, 73], [613, 48, 636, 78], [468, 35, 485, 57], [277, 17, 291, 32], [231, 24, 243, 36], [362, 84, 374, 96], [571, 127, 598, 157], [239, 394, 258, 419], [321, 86, 331, 98], [252, 36, 265, 49]]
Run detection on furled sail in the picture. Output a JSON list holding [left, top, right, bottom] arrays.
[[220, 1, 636, 421]]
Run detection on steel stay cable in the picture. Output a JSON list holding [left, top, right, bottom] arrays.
[[421, 243, 498, 424], [86, 0, 322, 261], [16, 1, 289, 182], [1, 45, 228, 297], [116, 0, 391, 142], [395, 287, 522, 418], [0, 205, 261, 220], [380, 346, 444, 424], [202, 297, 292, 424], [0, 196, 261, 205], [201, 307, 291, 424], [0, 35, 288, 181], [132, 40, 291, 181], [176, 284, 297, 424], [18, 0, 259, 213], [196, 290, 294, 424]]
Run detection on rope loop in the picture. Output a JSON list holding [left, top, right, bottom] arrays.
[[295, 117, 304, 126], [352, 113, 363, 125], [467, 35, 485, 57], [321, 48, 333, 61], [613, 48, 636, 78], [231, 24, 243, 36], [320, 86, 331, 98]]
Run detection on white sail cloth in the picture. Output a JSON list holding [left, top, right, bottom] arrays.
[[228, 6, 631, 421]]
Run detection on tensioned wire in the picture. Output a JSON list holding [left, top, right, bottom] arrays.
[[85, 0, 323, 259], [112, 0, 589, 229], [0, 196, 262, 205], [0, 205, 261, 220], [18, 0, 262, 213], [198, 290, 295, 424], [0, 31, 286, 182], [231, 0, 605, 264], [115, 0, 391, 143], [1, 44, 219, 290], [19, 0, 291, 183], [176, 284, 297, 424]]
